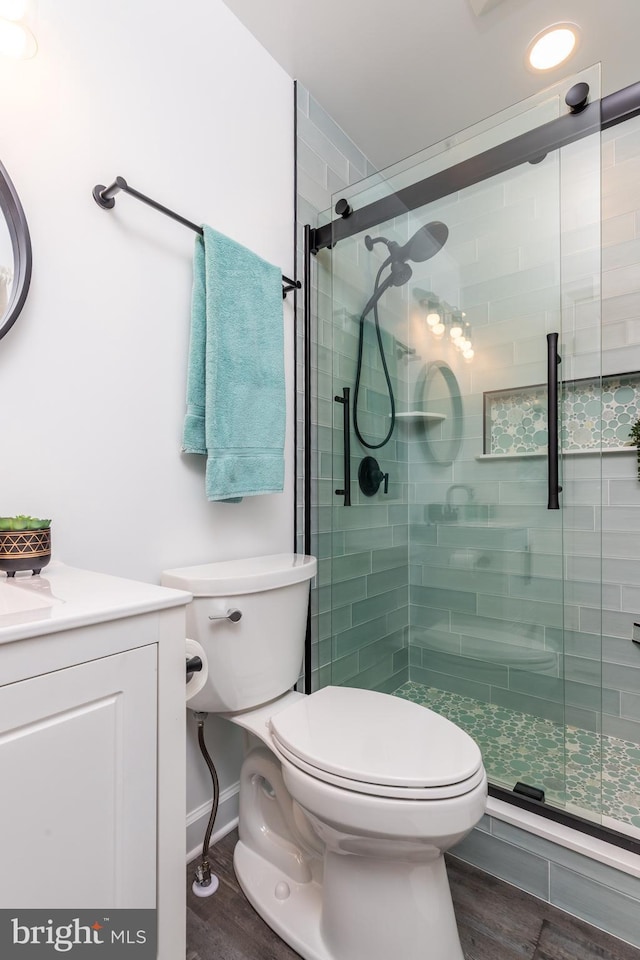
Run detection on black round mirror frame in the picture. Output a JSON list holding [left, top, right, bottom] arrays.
[[0, 157, 32, 342]]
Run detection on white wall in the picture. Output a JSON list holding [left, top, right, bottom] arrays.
[[0, 0, 294, 842]]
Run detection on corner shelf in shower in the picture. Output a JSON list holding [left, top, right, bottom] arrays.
[[476, 447, 634, 460], [395, 411, 446, 421]]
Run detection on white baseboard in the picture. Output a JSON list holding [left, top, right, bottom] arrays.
[[186, 781, 239, 863]]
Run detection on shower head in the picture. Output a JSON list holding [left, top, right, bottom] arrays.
[[364, 221, 448, 275], [405, 221, 449, 263]]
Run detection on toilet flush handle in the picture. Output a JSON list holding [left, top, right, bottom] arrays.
[[208, 608, 243, 622]]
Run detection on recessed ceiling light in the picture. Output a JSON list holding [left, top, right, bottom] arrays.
[[527, 23, 580, 72]]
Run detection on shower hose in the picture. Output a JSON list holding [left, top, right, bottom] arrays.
[[353, 260, 396, 449]]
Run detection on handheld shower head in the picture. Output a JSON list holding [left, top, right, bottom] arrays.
[[390, 261, 413, 286], [364, 221, 449, 282], [403, 221, 449, 263]]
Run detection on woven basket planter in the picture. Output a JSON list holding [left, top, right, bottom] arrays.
[[0, 527, 51, 577]]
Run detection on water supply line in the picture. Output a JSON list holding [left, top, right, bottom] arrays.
[[191, 711, 221, 898]]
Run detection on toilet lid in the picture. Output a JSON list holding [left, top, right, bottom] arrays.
[[269, 686, 483, 792]]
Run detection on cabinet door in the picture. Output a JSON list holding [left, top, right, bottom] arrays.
[[0, 645, 157, 908]]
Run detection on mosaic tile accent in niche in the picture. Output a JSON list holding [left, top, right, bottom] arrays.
[[394, 681, 640, 829], [484, 372, 640, 455]]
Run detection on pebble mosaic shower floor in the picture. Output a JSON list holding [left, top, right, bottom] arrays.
[[394, 681, 640, 829]]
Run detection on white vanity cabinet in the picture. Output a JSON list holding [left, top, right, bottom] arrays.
[[0, 563, 191, 960]]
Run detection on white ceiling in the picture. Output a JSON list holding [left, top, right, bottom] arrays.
[[222, 0, 640, 170]]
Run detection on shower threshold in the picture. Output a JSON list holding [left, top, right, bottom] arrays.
[[393, 681, 640, 835]]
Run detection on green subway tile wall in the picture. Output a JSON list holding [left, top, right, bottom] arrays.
[[296, 83, 408, 693]]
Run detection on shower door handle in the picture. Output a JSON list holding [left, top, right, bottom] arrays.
[[547, 333, 562, 510], [334, 387, 352, 506]]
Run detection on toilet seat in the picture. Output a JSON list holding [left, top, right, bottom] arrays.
[[271, 737, 486, 799], [269, 686, 484, 800]]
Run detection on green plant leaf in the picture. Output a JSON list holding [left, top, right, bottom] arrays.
[[26, 517, 50, 529], [0, 515, 51, 530]]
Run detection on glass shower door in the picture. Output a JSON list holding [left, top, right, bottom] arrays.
[[324, 68, 602, 817]]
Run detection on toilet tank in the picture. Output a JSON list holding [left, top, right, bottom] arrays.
[[161, 554, 317, 713]]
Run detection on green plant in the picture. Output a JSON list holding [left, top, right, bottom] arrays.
[[0, 515, 51, 531]]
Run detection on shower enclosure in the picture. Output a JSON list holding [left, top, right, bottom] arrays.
[[302, 65, 640, 842]]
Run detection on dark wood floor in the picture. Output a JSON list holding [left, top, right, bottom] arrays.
[[186, 830, 640, 960]]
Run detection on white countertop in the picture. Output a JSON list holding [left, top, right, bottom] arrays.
[[0, 562, 191, 644]]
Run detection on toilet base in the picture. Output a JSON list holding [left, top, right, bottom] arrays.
[[234, 838, 465, 960], [235, 841, 328, 960]]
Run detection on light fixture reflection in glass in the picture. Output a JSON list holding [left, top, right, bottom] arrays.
[[450, 311, 465, 339], [528, 24, 578, 71], [422, 299, 441, 326], [453, 322, 471, 350], [419, 295, 473, 359], [0, 15, 35, 57]]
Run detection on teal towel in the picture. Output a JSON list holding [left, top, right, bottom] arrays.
[[182, 226, 285, 501]]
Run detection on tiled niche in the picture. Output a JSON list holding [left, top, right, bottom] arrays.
[[484, 372, 640, 455]]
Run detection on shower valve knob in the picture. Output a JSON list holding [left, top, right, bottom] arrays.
[[358, 456, 389, 497]]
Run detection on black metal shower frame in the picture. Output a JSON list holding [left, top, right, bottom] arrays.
[[307, 81, 640, 255], [297, 79, 640, 854]]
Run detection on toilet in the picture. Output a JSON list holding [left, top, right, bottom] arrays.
[[162, 553, 487, 960]]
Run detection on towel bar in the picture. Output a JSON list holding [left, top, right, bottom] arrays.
[[92, 176, 301, 300]]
